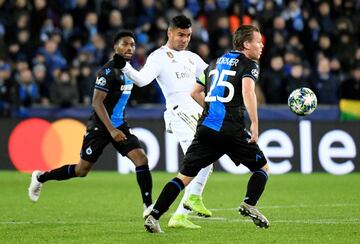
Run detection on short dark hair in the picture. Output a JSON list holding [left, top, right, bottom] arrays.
[[233, 25, 260, 51], [169, 15, 192, 29], [113, 30, 136, 45]]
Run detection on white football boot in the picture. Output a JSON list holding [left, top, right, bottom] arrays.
[[28, 171, 43, 202]]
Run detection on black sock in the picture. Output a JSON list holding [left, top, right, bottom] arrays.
[[150, 177, 185, 220], [244, 169, 268, 206], [38, 164, 77, 183], [135, 165, 153, 207]]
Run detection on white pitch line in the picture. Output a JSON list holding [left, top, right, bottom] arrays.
[[208, 203, 359, 211], [0, 220, 119, 225], [189, 216, 360, 225]]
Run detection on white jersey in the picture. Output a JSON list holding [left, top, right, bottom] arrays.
[[123, 45, 208, 108]]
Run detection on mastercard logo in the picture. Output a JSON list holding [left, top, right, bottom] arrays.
[[8, 118, 86, 172]]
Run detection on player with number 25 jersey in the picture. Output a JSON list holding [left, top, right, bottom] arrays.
[[198, 51, 259, 133]]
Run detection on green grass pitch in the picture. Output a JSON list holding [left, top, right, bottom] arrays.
[[0, 171, 359, 243]]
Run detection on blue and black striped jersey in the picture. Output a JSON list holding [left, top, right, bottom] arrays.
[[88, 60, 133, 129], [198, 51, 259, 133]]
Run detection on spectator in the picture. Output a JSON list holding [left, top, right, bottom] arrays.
[[285, 62, 312, 97], [195, 42, 211, 63], [281, 0, 304, 33], [77, 64, 94, 105], [32, 63, 50, 105], [260, 55, 287, 104], [60, 14, 78, 42], [50, 69, 78, 107], [30, 0, 54, 46], [0, 62, 13, 116], [37, 39, 67, 77], [335, 30, 357, 72], [70, 0, 95, 30], [313, 57, 340, 104], [166, 0, 194, 21], [340, 63, 360, 100], [105, 9, 124, 46], [14, 68, 40, 109], [316, 1, 334, 35], [84, 12, 98, 42]]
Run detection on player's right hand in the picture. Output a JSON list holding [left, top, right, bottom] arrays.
[[248, 123, 258, 143], [113, 53, 126, 69], [110, 128, 127, 142]]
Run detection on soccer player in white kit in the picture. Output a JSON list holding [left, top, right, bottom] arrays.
[[118, 15, 213, 229]]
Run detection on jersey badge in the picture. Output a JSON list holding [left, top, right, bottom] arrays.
[[166, 51, 174, 59], [188, 58, 194, 65], [86, 146, 92, 155], [251, 69, 259, 79], [96, 77, 107, 86]]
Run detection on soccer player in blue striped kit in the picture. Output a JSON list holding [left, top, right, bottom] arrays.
[[28, 31, 154, 218], [144, 25, 270, 233]]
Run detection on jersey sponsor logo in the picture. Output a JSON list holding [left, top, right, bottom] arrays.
[[166, 51, 174, 59], [120, 84, 133, 91], [251, 68, 259, 79], [96, 77, 107, 86], [175, 72, 195, 79]]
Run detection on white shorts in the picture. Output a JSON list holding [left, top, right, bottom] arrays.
[[164, 104, 203, 153]]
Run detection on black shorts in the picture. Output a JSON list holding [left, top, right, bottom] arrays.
[[80, 123, 142, 163], [181, 125, 267, 177]]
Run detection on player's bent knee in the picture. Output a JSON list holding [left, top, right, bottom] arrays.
[[128, 149, 148, 166], [138, 153, 148, 165], [133, 153, 148, 166]]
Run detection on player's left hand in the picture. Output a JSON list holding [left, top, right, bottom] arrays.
[[248, 123, 258, 143], [110, 128, 127, 142], [113, 53, 126, 69]]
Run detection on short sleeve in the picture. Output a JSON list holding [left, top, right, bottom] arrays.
[[242, 62, 260, 82], [191, 52, 208, 77], [94, 68, 112, 92]]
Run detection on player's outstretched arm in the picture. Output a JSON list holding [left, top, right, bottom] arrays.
[[121, 55, 161, 88], [242, 77, 258, 143], [112, 53, 153, 87]]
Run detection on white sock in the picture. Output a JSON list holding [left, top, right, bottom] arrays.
[[173, 164, 214, 215], [173, 180, 193, 215], [189, 164, 213, 195]]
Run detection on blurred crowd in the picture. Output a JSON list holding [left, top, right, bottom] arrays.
[[0, 0, 360, 117]]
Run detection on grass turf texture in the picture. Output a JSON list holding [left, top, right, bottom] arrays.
[[0, 171, 359, 243]]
